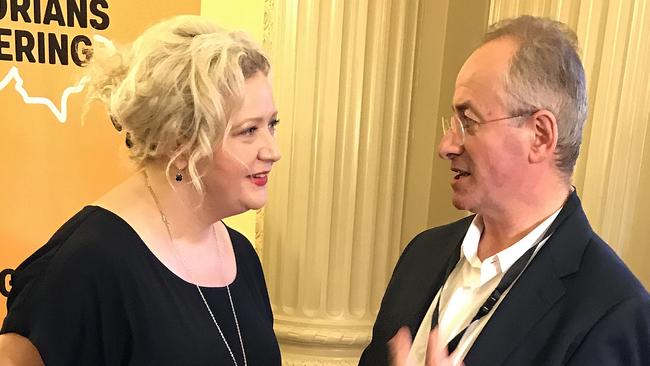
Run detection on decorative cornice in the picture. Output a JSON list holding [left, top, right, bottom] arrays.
[[255, 208, 265, 260], [275, 321, 372, 347], [281, 358, 360, 366], [263, 0, 275, 52]]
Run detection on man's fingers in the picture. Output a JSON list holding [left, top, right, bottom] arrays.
[[425, 327, 445, 364], [389, 327, 413, 366], [425, 327, 454, 366]]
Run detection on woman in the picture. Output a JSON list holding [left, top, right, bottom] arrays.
[[0, 15, 281, 365]]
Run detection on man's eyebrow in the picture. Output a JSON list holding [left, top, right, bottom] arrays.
[[452, 101, 472, 114]]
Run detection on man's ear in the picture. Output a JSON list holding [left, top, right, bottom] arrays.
[[528, 110, 558, 164]]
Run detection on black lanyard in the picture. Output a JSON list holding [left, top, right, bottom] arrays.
[[430, 231, 552, 353]]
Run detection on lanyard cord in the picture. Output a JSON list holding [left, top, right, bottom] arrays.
[[431, 230, 553, 353]]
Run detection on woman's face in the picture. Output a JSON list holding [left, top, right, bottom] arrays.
[[203, 71, 281, 217]]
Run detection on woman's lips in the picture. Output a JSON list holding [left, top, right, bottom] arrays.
[[248, 172, 269, 186]]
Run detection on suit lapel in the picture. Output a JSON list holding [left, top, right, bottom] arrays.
[[464, 243, 566, 365], [464, 191, 593, 365], [405, 226, 466, 336]]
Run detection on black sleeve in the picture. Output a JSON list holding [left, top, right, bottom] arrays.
[[359, 217, 471, 366], [359, 230, 434, 366], [2, 213, 130, 365]]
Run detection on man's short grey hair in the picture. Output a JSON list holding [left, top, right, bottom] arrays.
[[483, 15, 587, 176]]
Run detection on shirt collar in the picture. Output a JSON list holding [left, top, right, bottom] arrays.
[[461, 207, 563, 274]]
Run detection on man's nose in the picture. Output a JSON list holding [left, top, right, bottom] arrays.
[[438, 131, 464, 160]]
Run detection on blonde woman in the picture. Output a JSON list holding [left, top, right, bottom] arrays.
[[1, 15, 281, 365]]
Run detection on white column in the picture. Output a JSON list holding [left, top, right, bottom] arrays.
[[261, 0, 423, 363]]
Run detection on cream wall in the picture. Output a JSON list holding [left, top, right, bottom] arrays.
[[426, 1, 491, 230], [201, 0, 265, 38]]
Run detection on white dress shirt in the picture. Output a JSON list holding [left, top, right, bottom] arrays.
[[407, 208, 562, 365]]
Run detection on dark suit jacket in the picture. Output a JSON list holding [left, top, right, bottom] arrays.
[[359, 192, 650, 365]]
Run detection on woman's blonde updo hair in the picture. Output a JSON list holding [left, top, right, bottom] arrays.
[[84, 15, 270, 194]]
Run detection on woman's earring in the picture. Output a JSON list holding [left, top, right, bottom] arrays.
[[175, 172, 183, 182]]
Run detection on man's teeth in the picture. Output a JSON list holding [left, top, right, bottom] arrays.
[[453, 170, 470, 179], [251, 173, 267, 178]]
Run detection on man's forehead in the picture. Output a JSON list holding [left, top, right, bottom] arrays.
[[453, 38, 518, 112], [457, 38, 517, 85]]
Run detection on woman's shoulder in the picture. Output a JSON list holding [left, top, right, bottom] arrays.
[[222, 223, 273, 316], [224, 225, 256, 255], [223, 224, 265, 275], [20, 206, 138, 268], [8, 207, 140, 305], [2, 207, 142, 362]]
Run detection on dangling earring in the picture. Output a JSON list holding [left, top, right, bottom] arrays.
[[175, 172, 183, 182]]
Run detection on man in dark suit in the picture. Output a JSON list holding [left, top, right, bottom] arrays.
[[359, 15, 650, 366]]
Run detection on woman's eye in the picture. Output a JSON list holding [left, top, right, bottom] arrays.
[[269, 119, 280, 133], [239, 119, 279, 137], [242, 126, 258, 136]]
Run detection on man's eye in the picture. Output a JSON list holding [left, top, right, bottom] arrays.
[[459, 115, 477, 129]]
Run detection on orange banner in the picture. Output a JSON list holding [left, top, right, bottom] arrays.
[[0, 0, 200, 320]]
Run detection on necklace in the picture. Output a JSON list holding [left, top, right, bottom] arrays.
[[143, 170, 247, 366]]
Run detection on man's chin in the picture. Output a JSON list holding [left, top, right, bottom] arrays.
[[451, 196, 471, 212]]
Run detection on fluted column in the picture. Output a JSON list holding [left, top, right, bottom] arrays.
[[260, 0, 422, 363], [489, 0, 650, 285]]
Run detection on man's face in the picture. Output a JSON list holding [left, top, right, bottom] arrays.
[[438, 37, 533, 217]]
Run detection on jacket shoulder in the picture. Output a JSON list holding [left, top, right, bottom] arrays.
[[398, 215, 474, 263]]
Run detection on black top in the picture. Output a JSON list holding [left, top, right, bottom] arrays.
[[2, 206, 281, 365]]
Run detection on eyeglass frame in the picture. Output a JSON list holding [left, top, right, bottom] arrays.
[[441, 111, 537, 145]]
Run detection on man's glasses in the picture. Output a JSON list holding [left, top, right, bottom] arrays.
[[441, 112, 535, 145]]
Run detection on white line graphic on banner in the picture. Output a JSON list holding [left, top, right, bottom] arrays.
[[0, 66, 89, 123]]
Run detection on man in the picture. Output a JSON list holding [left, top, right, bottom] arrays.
[[359, 15, 650, 366]]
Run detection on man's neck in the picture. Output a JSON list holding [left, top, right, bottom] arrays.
[[476, 183, 571, 261]]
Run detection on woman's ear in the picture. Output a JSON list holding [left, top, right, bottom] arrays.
[[172, 156, 188, 171], [170, 155, 189, 183], [528, 109, 558, 164], [170, 144, 189, 171]]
